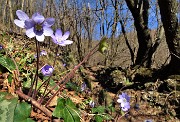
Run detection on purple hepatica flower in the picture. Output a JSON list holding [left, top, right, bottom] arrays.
[[144, 119, 153, 122], [117, 93, 130, 103], [51, 29, 73, 46], [121, 101, 130, 112], [14, 10, 29, 28], [0, 45, 3, 50], [81, 82, 87, 91], [24, 13, 55, 42], [14, 10, 55, 42], [117, 92, 130, 112], [41, 65, 54, 76], [34, 54, 37, 58], [63, 63, 67, 67], [40, 50, 47, 56], [34, 50, 47, 58], [89, 100, 95, 108]]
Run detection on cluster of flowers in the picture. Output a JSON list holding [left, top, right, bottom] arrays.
[[117, 92, 130, 112], [15, 11, 152, 120], [14, 10, 73, 76], [117, 93, 153, 121], [80, 82, 95, 108]]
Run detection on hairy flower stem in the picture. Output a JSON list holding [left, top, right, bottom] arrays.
[[38, 46, 59, 103], [33, 41, 40, 98], [44, 42, 100, 106], [28, 40, 40, 98]]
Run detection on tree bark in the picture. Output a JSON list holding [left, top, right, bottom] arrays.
[[119, 17, 135, 65], [108, 0, 119, 66], [8, 0, 14, 29], [2, 0, 8, 24], [158, 0, 180, 74], [125, 0, 152, 67]]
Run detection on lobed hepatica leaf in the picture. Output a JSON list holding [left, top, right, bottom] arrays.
[[92, 106, 113, 122], [0, 56, 16, 73], [14, 102, 35, 122], [53, 98, 80, 122], [92, 106, 105, 114], [0, 92, 18, 122], [94, 115, 103, 122]]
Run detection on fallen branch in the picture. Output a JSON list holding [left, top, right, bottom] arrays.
[[15, 89, 52, 117]]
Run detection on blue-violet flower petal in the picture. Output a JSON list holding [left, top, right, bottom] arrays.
[[41, 65, 54, 76]]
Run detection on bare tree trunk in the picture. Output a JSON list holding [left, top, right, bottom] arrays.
[[125, 0, 152, 67], [7, 0, 14, 29], [27, 0, 33, 15], [158, 0, 180, 74], [2, 0, 8, 24], [85, 4, 93, 66], [99, 0, 106, 36], [119, 17, 135, 65], [98, 0, 107, 66], [21, 0, 25, 10], [73, 1, 84, 62], [109, 0, 118, 66]]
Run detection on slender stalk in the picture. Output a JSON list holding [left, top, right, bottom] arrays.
[[52, 46, 60, 66], [33, 41, 40, 98], [37, 46, 59, 103], [28, 40, 40, 98]]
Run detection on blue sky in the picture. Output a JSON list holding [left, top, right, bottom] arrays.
[[52, 0, 164, 40], [86, 0, 159, 40]]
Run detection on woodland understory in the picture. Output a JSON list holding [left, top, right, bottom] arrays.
[[0, 0, 180, 122]]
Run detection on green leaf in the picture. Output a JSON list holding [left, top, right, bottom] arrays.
[[121, 110, 125, 116], [94, 115, 103, 122], [98, 37, 108, 54], [14, 102, 34, 122], [53, 98, 80, 122], [52, 98, 65, 118], [0, 92, 18, 122], [92, 106, 105, 114], [0, 56, 16, 72], [66, 82, 79, 91], [100, 113, 113, 120], [94, 113, 113, 122], [123, 77, 133, 86], [92, 106, 113, 122], [23, 77, 42, 90], [23, 80, 32, 88], [48, 78, 59, 90], [7, 74, 13, 83], [107, 104, 115, 113]]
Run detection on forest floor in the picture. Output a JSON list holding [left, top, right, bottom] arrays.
[[0, 31, 180, 122]]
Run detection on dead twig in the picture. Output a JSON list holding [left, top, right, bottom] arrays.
[[15, 89, 52, 117]]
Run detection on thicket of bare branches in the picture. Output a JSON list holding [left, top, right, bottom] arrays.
[[0, 0, 179, 72]]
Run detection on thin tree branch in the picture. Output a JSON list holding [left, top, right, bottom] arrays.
[[16, 89, 52, 117]]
